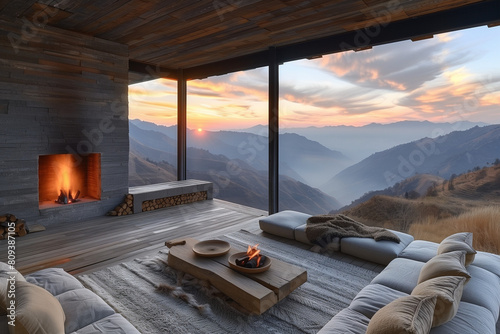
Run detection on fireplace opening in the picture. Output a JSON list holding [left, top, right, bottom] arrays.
[[38, 153, 101, 208]]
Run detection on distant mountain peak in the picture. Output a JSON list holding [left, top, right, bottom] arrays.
[[321, 124, 500, 205]]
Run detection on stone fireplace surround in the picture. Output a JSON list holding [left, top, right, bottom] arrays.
[[0, 18, 129, 226]]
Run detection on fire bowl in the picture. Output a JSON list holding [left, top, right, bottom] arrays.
[[228, 252, 272, 274]]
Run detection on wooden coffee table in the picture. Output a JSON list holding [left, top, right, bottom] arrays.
[[166, 238, 307, 314]]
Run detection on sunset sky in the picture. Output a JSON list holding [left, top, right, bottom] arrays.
[[129, 25, 500, 131]]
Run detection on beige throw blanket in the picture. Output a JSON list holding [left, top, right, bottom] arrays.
[[306, 214, 400, 246]]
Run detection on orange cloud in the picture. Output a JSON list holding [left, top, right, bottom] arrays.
[[481, 93, 500, 105], [188, 78, 267, 102]]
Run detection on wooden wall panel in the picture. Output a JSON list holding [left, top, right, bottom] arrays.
[[0, 17, 129, 226]]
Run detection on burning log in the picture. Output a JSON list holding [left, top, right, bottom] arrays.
[[235, 244, 267, 269], [57, 190, 68, 204], [236, 255, 268, 268], [56, 189, 81, 204]]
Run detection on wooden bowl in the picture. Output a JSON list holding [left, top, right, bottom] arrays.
[[228, 252, 272, 274], [192, 240, 230, 257]]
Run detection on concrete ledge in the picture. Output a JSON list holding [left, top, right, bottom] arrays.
[[128, 180, 213, 214]]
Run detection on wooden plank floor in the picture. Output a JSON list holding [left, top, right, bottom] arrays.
[[0, 199, 267, 275]]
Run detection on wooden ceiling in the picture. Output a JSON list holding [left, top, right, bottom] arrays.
[[1, 0, 498, 81]]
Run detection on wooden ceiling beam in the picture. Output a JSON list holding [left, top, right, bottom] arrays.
[[277, 0, 499, 63], [128, 60, 177, 83], [183, 50, 270, 80], [182, 0, 499, 80]]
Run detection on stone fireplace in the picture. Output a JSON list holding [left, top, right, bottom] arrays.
[[38, 154, 101, 208], [0, 18, 129, 227]]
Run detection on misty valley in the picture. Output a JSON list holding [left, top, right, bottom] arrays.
[[129, 119, 500, 252]]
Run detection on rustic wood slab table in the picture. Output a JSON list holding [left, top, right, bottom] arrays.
[[166, 238, 307, 314]]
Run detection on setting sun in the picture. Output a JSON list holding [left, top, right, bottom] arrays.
[[197, 128, 203, 132]]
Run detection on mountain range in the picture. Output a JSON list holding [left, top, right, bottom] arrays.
[[129, 120, 343, 213], [239, 121, 487, 162], [130, 119, 350, 187], [322, 124, 500, 204], [129, 142, 342, 213], [129, 119, 498, 213], [339, 163, 500, 233]]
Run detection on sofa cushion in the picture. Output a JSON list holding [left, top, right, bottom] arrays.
[[341, 230, 414, 265], [460, 265, 500, 318], [418, 251, 470, 284], [429, 301, 496, 334], [26, 268, 85, 296], [366, 295, 437, 334], [437, 232, 476, 266], [398, 240, 438, 262], [9, 280, 66, 334], [317, 308, 370, 334], [412, 276, 467, 327], [371, 258, 424, 294], [56, 288, 115, 333], [259, 210, 311, 240], [70, 314, 140, 334], [349, 284, 408, 319], [469, 251, 500, 279], [294, 223, 314, 245]]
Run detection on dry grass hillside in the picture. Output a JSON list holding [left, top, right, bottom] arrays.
[[343, 164, 500, 253], [409, 206, 500, 254]]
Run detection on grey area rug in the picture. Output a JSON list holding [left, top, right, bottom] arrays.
[[77, 230, 379, 334]]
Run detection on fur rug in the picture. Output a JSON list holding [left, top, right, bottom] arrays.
[[77, 230, 380, 334]]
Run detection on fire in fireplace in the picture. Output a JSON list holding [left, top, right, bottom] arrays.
[[38, 153, 101, 208]]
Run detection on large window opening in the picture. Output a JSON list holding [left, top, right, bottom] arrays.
[[128, 79, 178, 186], [127, 25, 500, 253], [278, 26, 500, 252], [186, 68, 269, 210]]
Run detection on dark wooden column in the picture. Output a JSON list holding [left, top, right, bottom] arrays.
[[268, 47, 279, 214], [177, 69, 187, 181]]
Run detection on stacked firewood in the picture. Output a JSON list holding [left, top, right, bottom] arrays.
[[108, 194, 133, 216], [0, 214, 28, 239], [107, 191, 208, 216], [141, 191, 207, 212]]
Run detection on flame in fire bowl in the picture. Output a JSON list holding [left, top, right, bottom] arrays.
[[228, 252, 272, 274]]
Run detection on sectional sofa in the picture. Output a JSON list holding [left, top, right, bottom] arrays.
[[1, 263, 140, 334], [259, 210, 500, 333]]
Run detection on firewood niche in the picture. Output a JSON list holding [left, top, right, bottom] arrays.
[[0, 214, 27, 239]]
